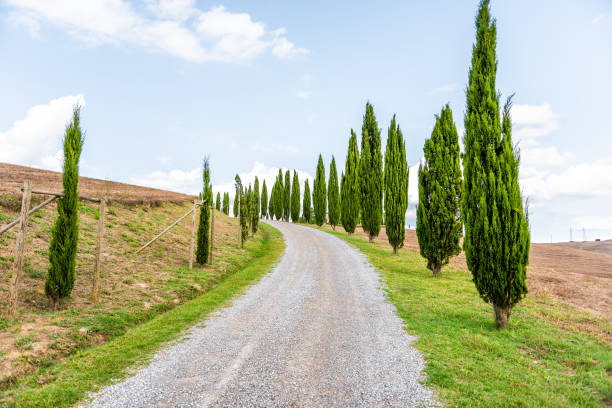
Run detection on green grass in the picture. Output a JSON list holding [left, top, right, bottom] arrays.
[[323, 228, 612, 408], [1, 224, 284, 408]]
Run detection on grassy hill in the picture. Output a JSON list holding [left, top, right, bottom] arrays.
[[0, 164, 284, 406]]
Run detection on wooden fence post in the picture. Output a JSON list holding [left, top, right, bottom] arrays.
[[92, 197, 105, 303], [189, 199, 197, 269], [7, 181, 32, 318], [209, 205, 214, 265]]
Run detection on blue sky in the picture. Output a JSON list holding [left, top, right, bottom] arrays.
[[1, 0, 611, 243]]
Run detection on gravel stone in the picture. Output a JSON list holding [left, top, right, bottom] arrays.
[[81, 221, 437, 407]]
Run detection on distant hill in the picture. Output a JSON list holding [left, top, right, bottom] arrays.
[[554, 239, 612, 257], [0, 162, 195, 206]]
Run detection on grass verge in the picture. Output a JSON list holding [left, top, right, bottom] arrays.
[[1, 224, 284, 408], [323, 227, 612, 408]]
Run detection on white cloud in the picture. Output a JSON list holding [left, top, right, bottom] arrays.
[[296, 90, 311, 98], [271, 31, 309, 59], [127, 162, 313, 205], [408, 162, 420, 205], [0, 94, 86, 171], [213, 162, 314, 205], [522, 157, 612, 201], [592, 13, 609, 25], [511, 103, 560, 144], [129, 167, 202, 194], [6, 1, 307, 63], [427, 83, 458, 95]]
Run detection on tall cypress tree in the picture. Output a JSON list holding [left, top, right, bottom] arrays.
[[235, 177, 249, 245], [46, 106, 83, 305], [274, 173, 283, 220], [303, 180, 312, 223], [261, 180, 268, 219], [384, 115, 409, 254], [313, 154, 327, 226], [463, 0, 530, 329], [223, 192, 230, 215], [275, 170, 284, 220], [196, 157, 212, 264], [341, 129, 360, 234], [233, 188, 239, 217], [417, 105, 463, 275], [269, 182, 276, 220], [252, 177, 260, 233], [291, 170, 300, 222], [215, 192, 221, 211], [246, 184, 253, 234], [283, 170, 291, 221], [328, 156, 340, 230], [359, 102, 383, 242]]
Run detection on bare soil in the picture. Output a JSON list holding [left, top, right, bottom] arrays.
[[325, 226, 612, 321], [0, 162, 194, 207]]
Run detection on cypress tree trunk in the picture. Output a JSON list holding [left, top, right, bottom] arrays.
[[463, 0, 530, 329], [303, 180, 311, 223], [328, 157, 340, 230], [313, 155, 327, 226], [384, 115, 408, 253], [359, 102, 383, 241], [291, 170, 300, 222], [417, 104, 463, 276], [46, 106, 83, 307], [196, 157, 211, 264]]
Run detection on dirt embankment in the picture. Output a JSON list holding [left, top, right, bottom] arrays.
[[0, 162, 195, 207], [332, 226, 612, 321]]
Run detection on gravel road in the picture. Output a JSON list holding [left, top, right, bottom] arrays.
[[82, 221, 436, 407]]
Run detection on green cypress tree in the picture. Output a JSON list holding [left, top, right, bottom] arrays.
[[233, 188, 239, 218], [261, 180, 268, 219], [283, 170, 291, 221], [463, 0, 530, 329], [291, 170, 300, 222], [215, 192, 221, 211], [252, 177, 260, 233], [223, 192, 230, 215], [359, 102, 383, 242], [384, 115, 409, 254], [275, 170, 284, 220], [328, 156, 340, 230], [303, 180, 312, 223], [313, 154, 327, 226], [196, 157, 212, 264], [46, 106, 83, 305], [269, 182, 275, 220], [246, 184, 253, 234], [417, 105, 463, 276], [341, 129, 360, 234]]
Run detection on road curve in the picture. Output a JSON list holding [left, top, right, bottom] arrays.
[[83, 221, 436, 407]]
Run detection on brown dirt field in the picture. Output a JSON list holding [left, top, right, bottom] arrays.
[[0, 162, 195, 207], [323, 225, 612, 321], [0, 168, 258, 388]]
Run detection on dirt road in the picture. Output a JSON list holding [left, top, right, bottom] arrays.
[[82, 221, 435, 407]]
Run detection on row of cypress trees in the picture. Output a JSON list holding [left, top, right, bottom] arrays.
[[220, 0, 526, 330], [300, 0, 528, 328]]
